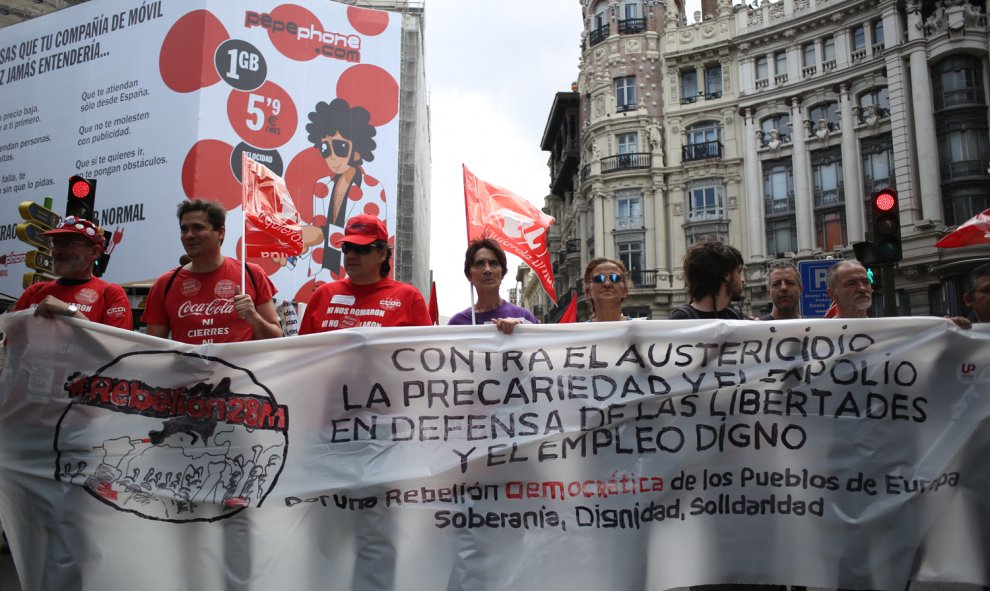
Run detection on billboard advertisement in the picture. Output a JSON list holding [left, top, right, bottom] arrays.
[[0, 0, 401, 304]]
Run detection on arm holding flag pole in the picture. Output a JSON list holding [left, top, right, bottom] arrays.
[[236, 154, 309, 339]]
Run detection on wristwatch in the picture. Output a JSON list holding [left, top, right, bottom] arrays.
[[65, 303, 79, 316]]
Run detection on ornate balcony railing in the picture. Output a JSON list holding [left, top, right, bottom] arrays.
[[601, 152, 651, 173], [589, 24, 609, 46], [618, 18, 645, 34], [628, 269, 658, 289], [682, 141, 723, 162]]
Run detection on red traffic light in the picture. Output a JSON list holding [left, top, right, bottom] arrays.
[[874, 190, 896, 212], [70, 178, 92, 199], [65, 175, 97, 221]]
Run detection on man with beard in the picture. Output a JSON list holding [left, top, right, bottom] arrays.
[[825, 260, 873, 319], [670, 239, 746, 319], [13, 216, 132, 329], [760, 261, 802, 320]]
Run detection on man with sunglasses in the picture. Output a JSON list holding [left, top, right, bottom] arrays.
[[12, 216, 132, 329], [302, 98, 388, 286], [299, 214, 431, 333]]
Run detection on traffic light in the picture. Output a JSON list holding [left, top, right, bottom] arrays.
[[66, 175, 97, 221], [871, 187, 902, 263]]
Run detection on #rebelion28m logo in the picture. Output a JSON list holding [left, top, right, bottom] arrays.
[[54, 351, 289, 522]]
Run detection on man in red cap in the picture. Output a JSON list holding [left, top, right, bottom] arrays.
[[12, 216, 132, 329], [299, 213, 431, 333]]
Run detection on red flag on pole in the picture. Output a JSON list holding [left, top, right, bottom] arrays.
[[241, 154, 304, 258], [463, 164, 557, 302], [559, 290, 578, 323], [428, 281, 439, 325], [934, 208, 990, 248]]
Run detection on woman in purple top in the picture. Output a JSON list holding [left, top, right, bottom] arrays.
[[448, 239, 538, 334]]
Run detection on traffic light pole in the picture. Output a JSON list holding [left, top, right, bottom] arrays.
[[881, 263, 896, 318]]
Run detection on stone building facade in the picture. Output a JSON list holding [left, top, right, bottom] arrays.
[[528, 0, 989, 321]]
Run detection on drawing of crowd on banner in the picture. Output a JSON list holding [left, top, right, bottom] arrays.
[[161, 4, 399, 304]]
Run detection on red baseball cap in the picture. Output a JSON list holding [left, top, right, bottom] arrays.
[[40, 216, 105, 248], [340, 214, 387, 246]]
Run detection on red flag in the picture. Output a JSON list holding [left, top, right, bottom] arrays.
[[241, 154, 304, 257], [463, 165, 557, 301], [428, 281, 439, 325], [935, 208, 990, 248], [559, 291, 578, 323], [824, 301, 838, 318]]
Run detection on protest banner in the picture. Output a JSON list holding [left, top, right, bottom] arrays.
[[0, 313, 987, 590], [0, 0, 400, 304]]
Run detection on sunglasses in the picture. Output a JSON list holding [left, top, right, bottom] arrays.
[[319, 139, 351, 158], [592, 273, 622, 284], [341, 241, 384, 255]]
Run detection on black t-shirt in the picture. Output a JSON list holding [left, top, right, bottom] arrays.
[[669, 304, 743, 320]]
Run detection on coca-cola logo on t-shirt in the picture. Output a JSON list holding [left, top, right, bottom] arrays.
[[76, 288, 99, 305], [380, 297, 402, 311], [181, 278, 201, 297], [215, 279, 236, 299], [177, 298, 235, 318]]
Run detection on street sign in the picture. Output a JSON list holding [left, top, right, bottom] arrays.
[[22, 272, 54, 290], [15, 222, 51, 251], [798, 259, 840, 318], [18, 201, 60, 230], [26, 251, 54, 274]]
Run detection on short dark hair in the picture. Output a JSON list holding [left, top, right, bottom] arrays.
[[682, 240, 743, 301], [767, 261, 801, 289], [177, 199, 226, 230], [306, 98, 377, 166], [376, 242, 392, 278], [965, 263, 990, 294], [463, 239, 507, 279], [825, 259, 864, 290]]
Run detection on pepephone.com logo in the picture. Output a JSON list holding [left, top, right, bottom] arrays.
[[245, 9, 362, 63]]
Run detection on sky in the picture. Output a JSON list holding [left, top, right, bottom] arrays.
[[424, 0, 705, 319]]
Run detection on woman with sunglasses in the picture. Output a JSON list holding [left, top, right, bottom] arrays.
[[448, 239, 537, 334], [583, 258, 630, 322]]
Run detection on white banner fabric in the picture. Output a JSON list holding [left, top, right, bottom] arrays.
[[0, 313, 988, 591]]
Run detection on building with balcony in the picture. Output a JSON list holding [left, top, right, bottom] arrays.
[[735, 0, 989, 316], [524, 0, 989, 321]]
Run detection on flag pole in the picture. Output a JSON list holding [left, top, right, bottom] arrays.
[[241, 200, 247, 293], [463, 164, 477, 325], [240, 154, 248, 294]]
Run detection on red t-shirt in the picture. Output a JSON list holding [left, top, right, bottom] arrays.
[[142, 258, 276, 344], [299, 277, 431, 334], [14, 277, 133, 329]]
